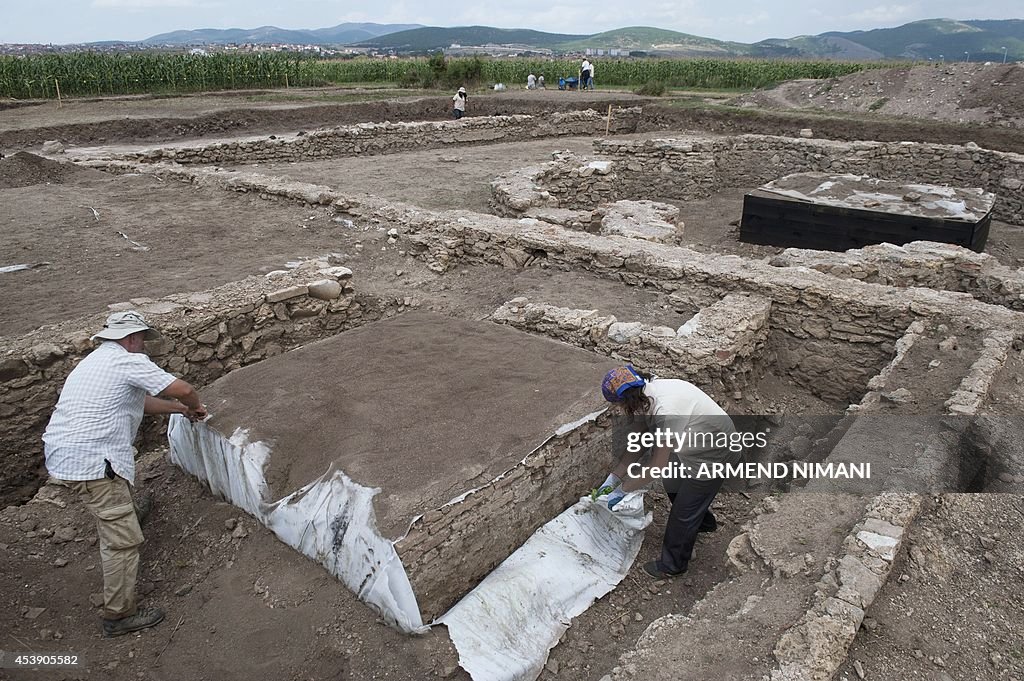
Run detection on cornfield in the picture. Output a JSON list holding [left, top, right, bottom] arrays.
[[0, 52, 874, 99], [478, 58, 870, 89]]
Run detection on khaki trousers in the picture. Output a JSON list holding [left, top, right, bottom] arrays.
[[59, 477, 144, 620]]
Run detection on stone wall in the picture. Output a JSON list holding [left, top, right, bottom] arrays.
[[944, 330, 1016, 416], [69, 155, 1024, 409], [770, 493, 922, 681], [770, 241, 1024, 311], [490, 293, 772, 401], [589, 135, 1024, 226], [490, 143, 718, 215], [395, 411, 614, 622], [404, 214, 1024, 404], [0, 267, 411, 504], [75, 109, 642, 166]]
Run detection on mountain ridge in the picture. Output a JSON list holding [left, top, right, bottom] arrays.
[[143, 22, 422, 46], [113, 18, 1024, 61]]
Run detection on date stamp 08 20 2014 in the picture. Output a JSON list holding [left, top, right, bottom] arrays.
[[0, 651, 85, 669]]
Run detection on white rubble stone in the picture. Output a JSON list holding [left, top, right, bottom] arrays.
[[607, 322, 644, 343], [856, 531, 899, 561], [676, 313, 702, 336], [307, 279, 343, 300], [318, 266, 354, 280]]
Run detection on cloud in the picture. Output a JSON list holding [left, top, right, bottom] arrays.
[[91, 0, 215, 8], [844, 4, 917, 24]]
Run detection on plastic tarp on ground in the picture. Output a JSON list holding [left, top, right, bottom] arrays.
[[167, 416, 426, 633], [168, 415, 650, 680], [438, 493, 650, 681]]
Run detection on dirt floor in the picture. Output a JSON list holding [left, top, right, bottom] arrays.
[[836, 494, 1024, 681], [2, 77, 1023, 681]]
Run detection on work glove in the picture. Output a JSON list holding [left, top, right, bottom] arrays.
[[606, 486, 626, 510], [589, 473, 621, 501]]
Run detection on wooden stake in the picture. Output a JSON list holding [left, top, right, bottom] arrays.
[[605, 103, 612, 135], [55, 78, 62, 108], [284, 73, 289, 88]]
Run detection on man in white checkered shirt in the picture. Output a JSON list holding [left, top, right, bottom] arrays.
[[44, 311, 207, 638]]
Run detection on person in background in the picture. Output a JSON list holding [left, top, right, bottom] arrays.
[[452, 86, 467, 118], [580, 58, 592, 90], [43, 311, 207, 637], [595, 366, 739, 579], [538, 74, 545, 89], [527, 73, 537, 90], [587, 60, 595, 90]]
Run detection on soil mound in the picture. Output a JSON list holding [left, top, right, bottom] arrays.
[[0, 151, 105, 188], [731, 63, 1024, 128]]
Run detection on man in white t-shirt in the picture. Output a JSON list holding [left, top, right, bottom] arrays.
[[44, 310, 207, 637], [580, 59, 592, 90], [452, 86, 467, 118], [595, 366, 739, 578]]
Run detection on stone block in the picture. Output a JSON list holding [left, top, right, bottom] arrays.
[[307, 279, 343, 301], [266, 285, 308, 303]]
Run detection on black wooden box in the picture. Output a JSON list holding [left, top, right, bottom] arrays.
[[740, 173, 995, 252]]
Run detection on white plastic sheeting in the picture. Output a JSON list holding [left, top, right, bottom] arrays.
[[167, 416, 426, 633], [168, 412, 651, 679], [439, 492, 650, 681]]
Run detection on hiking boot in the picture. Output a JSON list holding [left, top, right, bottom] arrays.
[[133, 494, 153, 525], [698, 510, 718, 533], [102, 607, 165, 638], [643, 560, 687, 579]]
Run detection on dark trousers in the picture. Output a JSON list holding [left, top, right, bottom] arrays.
[[660, 478, 723, 574]]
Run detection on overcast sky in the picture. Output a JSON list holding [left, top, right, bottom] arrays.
[[1, 0, 1020, 45]]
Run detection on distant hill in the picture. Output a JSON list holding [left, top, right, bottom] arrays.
[[124, 18, 1024, 61], [353, 26, 587, 52], [754, 35, 884, 61], [557, 27, 756, 56], [143, 22, 421, 46], [351, 19, 1024, 60], [769, 19, 1024, 61]]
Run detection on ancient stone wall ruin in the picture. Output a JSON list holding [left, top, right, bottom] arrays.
[[395, 413, 614, 622], [404, 214, 1023, 404], [82, 109, 642, 165], [770, 241, 1024, 311], [0, 267, 413, 501], [489, 293, 772, 401], [492, 135, 1024, 226]]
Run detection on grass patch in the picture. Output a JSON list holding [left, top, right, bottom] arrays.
[[634, 80, 667, 96]]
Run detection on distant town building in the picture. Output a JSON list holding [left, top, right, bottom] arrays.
[[444, 43, 553, 57]]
